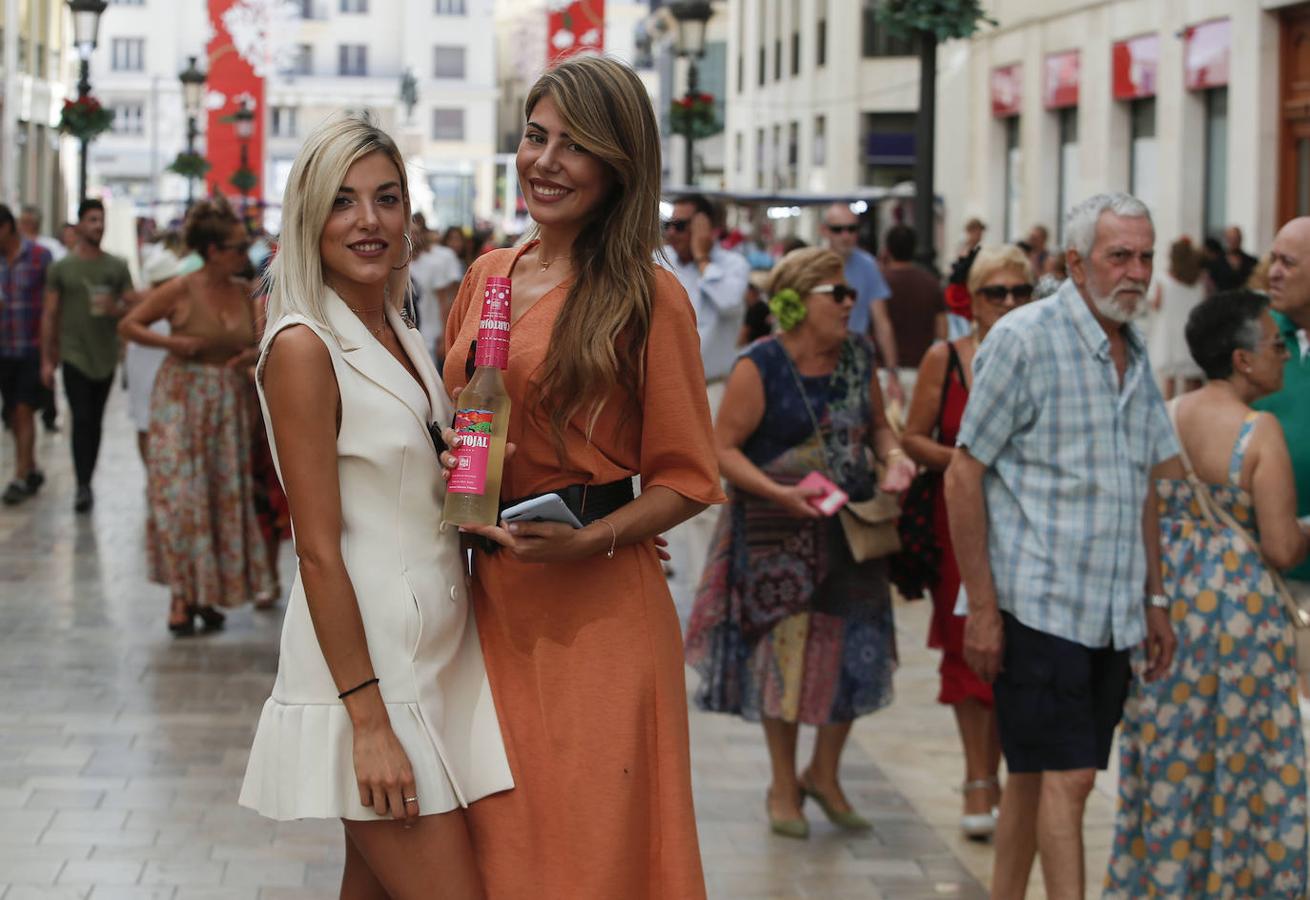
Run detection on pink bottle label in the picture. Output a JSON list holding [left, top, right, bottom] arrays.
[[448, 407, 495, 495], [475, 277, 511, 369]]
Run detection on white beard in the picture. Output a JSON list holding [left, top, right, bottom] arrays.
[[1090, 287, 1147, 324]]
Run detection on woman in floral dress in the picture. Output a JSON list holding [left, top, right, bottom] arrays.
[[1107, 290, 1310, 897]]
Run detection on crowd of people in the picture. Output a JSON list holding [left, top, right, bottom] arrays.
[[3, 50, 1310, 899]]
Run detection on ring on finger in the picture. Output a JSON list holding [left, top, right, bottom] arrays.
[[404, 796, 418, 804]]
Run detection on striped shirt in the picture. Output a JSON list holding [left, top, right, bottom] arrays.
[[956, 279, 1178, 650], [0, 240, 52, 357]]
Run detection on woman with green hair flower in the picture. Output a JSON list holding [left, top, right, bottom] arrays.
[[685, 246, 915, 839]]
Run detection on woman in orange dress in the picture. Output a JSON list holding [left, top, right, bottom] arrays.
[[443, 56, 722, 899]]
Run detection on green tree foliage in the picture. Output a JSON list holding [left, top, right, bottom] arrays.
[[875, 0, 995, 42]]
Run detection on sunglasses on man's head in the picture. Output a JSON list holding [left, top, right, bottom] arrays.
[[663, 218, 690, 233], [810, 283, 858, 304], [976, 284, 1035, 304], [825, 224, 860, 235]]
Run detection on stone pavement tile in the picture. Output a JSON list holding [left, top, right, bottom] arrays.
[[219, 863, 304, 889], [87, 844, 210, 864], [45, 814, 125, 834], [41, 829, 155, 850], [256, 889, 324, 900], [175, 889, 258, 900], [55, 862, 142, 887], [0, 862, 64, 886], [0, 791, 31, 810], [300, 862, 342, 890], [2, 888, 90, 900], [139, 861, 225, 888], [86, 888, 174, 900], [0, 812, 52, 831], [23, 793, 102, 812]]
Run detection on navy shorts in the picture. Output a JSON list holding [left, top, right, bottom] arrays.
[[993, 611, 1131, 774], [0, 354, 42, 421]]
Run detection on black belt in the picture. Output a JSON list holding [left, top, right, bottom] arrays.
[[475, 478, 635, 554]]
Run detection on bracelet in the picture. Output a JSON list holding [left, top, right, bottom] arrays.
[[337, 677, 379, 700], [599, 519, 617, 559], [884, 448, 907, 462]]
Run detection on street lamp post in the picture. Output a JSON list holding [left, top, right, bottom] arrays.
[[668, 1, 712, 188], [68, 0, 108, 203], [233, 99, 255, 214], [179, 56, 206, 207]]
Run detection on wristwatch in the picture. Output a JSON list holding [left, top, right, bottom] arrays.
[[1147, 593, 1170, 610]]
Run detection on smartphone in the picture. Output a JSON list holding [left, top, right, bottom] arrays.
[[797, 471, 848, 516], [500, 493, 584, 529]]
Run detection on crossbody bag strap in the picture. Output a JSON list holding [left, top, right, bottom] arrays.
[[1166, 399, 1308, 627], [778, 343, 841, 485]]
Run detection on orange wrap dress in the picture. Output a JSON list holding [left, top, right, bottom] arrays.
[[443, 245, 724, 900]]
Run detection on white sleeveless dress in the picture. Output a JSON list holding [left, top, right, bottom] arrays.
[[238, 295, 512, 821]]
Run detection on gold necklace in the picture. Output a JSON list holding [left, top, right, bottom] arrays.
[[537, 249, 568, 271], [347, 304, 386, 337]]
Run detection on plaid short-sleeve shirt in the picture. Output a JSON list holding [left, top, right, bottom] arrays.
[[0, 240, 52, 357], [956, 279, 1179, 650]]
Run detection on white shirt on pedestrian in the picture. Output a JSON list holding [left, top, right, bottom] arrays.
[[658, 243, 750, 382], [410, 245, 462, 359]]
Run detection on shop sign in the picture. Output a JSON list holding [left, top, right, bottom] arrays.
[[1044, 50, 1080, 109], [1184, 18, 1231, 90], [1112, 33, 1160, 100], [547, 0, 605, 63], [992, 64, 1022, 118]]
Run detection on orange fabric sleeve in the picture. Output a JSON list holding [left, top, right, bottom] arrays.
[[639, 268, 726, 506]]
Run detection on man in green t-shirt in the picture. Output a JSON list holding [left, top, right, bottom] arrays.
[[40, 199, 135, 513]]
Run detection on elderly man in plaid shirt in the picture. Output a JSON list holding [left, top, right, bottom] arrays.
[[945, 193, 1179, 900], [0, 203, 53, 505]]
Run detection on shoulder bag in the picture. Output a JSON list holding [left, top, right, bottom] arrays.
[[780, 345, 901, 562]]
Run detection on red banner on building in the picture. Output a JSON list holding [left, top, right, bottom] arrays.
[[1184, 18, 1231, 91], [1112, 33, 1160, 101], [1043, 50, 1080, 109], [205, 0, 265, 208], [991, 64, 1022, 118], [547, 0, 604, 64]]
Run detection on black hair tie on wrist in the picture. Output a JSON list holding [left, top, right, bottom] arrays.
[[337, 677, 379, 700]]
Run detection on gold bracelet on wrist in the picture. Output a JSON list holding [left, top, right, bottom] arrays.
[[599, 519, 617, 559]]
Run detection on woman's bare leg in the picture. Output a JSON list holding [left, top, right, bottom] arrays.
[[803, 721, 856, 812], [343, 810, 484, 900], [954, 699, 1001, 814], [762, 717, 803, 819], [340, 826, 387, 900]]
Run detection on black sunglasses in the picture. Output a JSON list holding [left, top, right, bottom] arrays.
[[810, 284, 858, 304], [223, 241, 252, 254], [664, 218, 690, 232], [825, 224, 860, 235], [976, 284, 1035, 304]]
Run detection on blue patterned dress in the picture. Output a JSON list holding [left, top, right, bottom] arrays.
[[684, 335, 896, 725], [1106, 413, 1307, 898]]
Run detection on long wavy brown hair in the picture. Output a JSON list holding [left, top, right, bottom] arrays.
[[522, 55, 663, 456]]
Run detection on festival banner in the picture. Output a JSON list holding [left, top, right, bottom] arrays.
[[547, 0, 604, 64]]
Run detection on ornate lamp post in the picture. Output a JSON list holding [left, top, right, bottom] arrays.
[[669, 1, 712, 187], [178, 56, 206, 206], [232, 99, 256, 213], [68, 0, 108, 203]]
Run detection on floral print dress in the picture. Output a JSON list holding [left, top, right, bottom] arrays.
[[1106, 412, 1307, 898]]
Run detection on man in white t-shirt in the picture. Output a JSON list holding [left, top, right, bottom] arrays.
[[409, 228, 463, 363]]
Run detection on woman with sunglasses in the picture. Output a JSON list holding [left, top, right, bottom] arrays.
[[1107, 289, 1310, 898], [686, 246, 916, 839], [119, 197, 274, 634], [901, 244, 1034, 839]]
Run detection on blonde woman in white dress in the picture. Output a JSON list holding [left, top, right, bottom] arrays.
[[238, 115, 511, 899]]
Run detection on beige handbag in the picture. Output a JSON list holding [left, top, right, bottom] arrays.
[[1169, 402, 1310, 673], [783, 350, 901, 563]]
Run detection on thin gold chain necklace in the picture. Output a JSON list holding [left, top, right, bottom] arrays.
[[347, 304, 386, 337]]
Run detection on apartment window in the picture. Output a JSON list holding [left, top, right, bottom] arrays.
[[1203, 88, 1228, 239], [771, 124, 781, 189], [757, 45, 765, 87], [1128, 98, 1157, 214], [736, 53, 743, 94], [787, 122, 799, 188], [338, 44, 368, 76], [755, 127, 765, 189], [814, 115, 826, 167], [432, 107, 465, 141], [435, 0, 467, 12], [271, 106, 299, 138], [816, 16, 827, 68], [791, 31, 800, 76], [433, 45, 465, 79], [110, 102, 144, 135], [774, 38, 782, 81], [735, 132, 743, 173], [1055, 108, 1079, 245], [111, 37, 145, 71], [290, 43, 313, 75], [862, 0, 915, 58], [299, 0, 322, 18], [341, 0, 367, 10], [1004, 117, 1022, 240]]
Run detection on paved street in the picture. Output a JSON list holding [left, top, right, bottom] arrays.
[[0, 387, 1108, 899]]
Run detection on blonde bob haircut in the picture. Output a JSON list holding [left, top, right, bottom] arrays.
[[767, 247, 845, 299], [967, 244, 1034, 297], [522, 54, 663, 454], [263, 113, 412, 339]]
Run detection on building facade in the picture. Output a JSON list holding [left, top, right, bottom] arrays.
[[85, 0, 499, 228], [938, 0, 1307, 261], [0, 0, 71, 230]]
